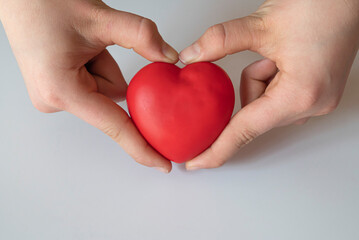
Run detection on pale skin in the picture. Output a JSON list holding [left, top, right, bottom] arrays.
[[0, 0, 178, 173], [180, 0, 359, 170], [1, 0, 358, 173]]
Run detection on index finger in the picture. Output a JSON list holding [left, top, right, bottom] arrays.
[[65, 71, 172, 173], [85, 6, 178, 63]]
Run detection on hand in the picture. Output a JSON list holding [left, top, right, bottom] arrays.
[[179, 0, 359, 170], [0, 0, 178, 173]]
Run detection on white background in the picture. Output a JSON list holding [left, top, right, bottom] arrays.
[[1, 0, 359, 239]]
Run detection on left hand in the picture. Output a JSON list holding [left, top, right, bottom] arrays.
[[0, 0, 178, 173]]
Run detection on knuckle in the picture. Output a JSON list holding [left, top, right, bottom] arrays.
[[207, 24, 225, 38], [294, 119, 309, 126], [111, 93, 126, 103], [137, 18, 158, 45], [241, 66, 252, 80], [102, 84, 127, 103], [294, 70, 333, 114], [248, 14, 267, 32], [38, 88, 65, 109], [132, 144, 152, 166], [31, 99, 51, 113], [101, 117, 130, 144], [204, 147, 227, 169], [132, 154, 147, 166], [102, 125, 123, 143], [293, 88, 321, 114], [72, 3, 109, 44], [210, 160, 226, 169], [234, 128, 258, 149], [319, 99, 340, 115], [243, 16, 265, 50], [90, 7, 110, 34], [114, 85, 128, 102], [327, 100, 340, 112], [90, 4, 108, 23], [291, 75, 334, 115], [298, 95, 318, 112], [86, 4, 105, 25], [205, 24, 227, 49]]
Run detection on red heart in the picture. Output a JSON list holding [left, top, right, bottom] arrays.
[[127, 62, 235, 163]]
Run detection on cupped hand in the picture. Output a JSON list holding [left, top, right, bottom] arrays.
[[180, 0, 359, 170], [0, 0, 179, 173]]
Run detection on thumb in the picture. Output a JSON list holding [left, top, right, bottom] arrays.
[[89, 7, 178, 63], [179, 16, 266, 64], [185, 95, 286, 171]]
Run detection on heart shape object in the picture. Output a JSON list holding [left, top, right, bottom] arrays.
[[127, 62, 235, 163]]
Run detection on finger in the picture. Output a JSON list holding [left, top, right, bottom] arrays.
[[64, 68, 172, 173], [186, 92, 289, 171], [179, 16, 267, 64], [294, 118, 310, 125], [31, 98, 61, 113], [240, 58, 278, 107], [88, 7, 178, 63], [26, 83, 62, 113], [86, 49, 127, 102]]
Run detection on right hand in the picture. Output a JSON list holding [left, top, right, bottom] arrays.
[[179, 0, 359, 170], [0, 0, 178, 173]]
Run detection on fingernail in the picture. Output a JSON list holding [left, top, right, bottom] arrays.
[[162, 44, 179, 63], [154, 167, 170, 174], [186, 162, 201, 171], [179, 43, 201, 64]]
